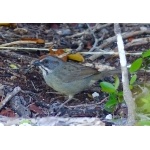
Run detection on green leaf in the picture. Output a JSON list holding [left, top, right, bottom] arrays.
[[129, 85, 133, 90], [114, 75, 120, 90], [129, 58, 143, 73], [142, 49, 150, 58], [20, 119, 31, 124], [10, 64, 18, 69], [104, 93, 118, 112], [100, 82, 116, 93], [136, 120, 150, 126], [118, 91, 123, 103], [130, 74, 137, 85], [118, 91, 123, 97]]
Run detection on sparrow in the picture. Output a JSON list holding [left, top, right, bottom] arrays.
[[33, 55, 120, 107]]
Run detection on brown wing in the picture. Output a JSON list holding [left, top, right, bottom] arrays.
[[56, 62, 99, 83]]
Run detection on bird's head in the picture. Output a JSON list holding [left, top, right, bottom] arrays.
[[32, 55, 64, 76]]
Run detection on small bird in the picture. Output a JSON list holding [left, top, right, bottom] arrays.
[[33, 55, 120, 107]]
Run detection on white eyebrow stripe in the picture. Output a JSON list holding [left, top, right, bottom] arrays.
[[39, 65, 53, 76]]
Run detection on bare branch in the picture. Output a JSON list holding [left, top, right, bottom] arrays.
[[80, 51, 142, 56], [89, 29, 150, 60], [114, 23, 136, 126], [76, 40, 84, 51], [114, 37, 150, 51], [86, 23, 105, 52], [0, 40, 37, 47], [66, 23, 112, 39], [0, 86, 21, 110], [0, 46, 49, 51]]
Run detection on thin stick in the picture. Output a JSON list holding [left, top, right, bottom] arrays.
[[66, 23, 112, 38], [86, 23, 105, 52], [0, 86, 21, 110], [114, 37, 150, 51], [89, 29, 150, 60], [0, 47, 49, 51], [67, 97, 108, 108], [0, 40, 37, 47], [80, 51, 142, 56]]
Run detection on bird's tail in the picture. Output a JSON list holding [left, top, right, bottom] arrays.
[[93, 69, 121, 80]]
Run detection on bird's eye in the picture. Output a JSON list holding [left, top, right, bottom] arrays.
[[43, 59, 49, 65]]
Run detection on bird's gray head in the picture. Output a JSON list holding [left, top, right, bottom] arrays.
[[33, 55, 64, 76]]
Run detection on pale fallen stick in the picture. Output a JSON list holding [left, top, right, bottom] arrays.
[[80, 51, 142, 56], [114, 37, 150, 51], [0, 46, 73, 52], [89, 29, 150, 60], [0, 40, 37, 47], [68, 97, 108, 108], [0, 46, 49, 51], [0, 86, 21, 110], [125, 37, 150, 49], [0, 46, 142, 56], [92, 23, 113, 32], [66, 23, 112, 38]]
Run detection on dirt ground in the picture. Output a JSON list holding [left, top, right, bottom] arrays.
[[0, 23, 150, 123]]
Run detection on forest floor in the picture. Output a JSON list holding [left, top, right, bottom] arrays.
[[0, 23, 150, 125]]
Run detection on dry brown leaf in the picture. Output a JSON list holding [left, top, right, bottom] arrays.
[[29, 104, 44, 114], [128, 37, 134, 42], [21, 38, 45, 44], [49, 48, 67, 61], [36, 39, 45, 44], [0, 108, 16, 117], [68, 53, 84, 62]]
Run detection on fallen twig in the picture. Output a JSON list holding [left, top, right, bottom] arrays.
[[67, 97, 108, 108], [0, 86, 21, 110], [0, 40, 38, 47], [76, 39, 84, 52], [66, 23, 112, 39], [86, 23, 105, 52], [125, 37, 150, 49], [0, 47, 49, 51], [92, 23, 113, 32], [80, 51, 142, 56], [114, 37, 150, 51], [89, 29, 150, 60]]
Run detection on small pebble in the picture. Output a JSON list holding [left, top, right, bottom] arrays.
[[92, 92, 99, 98], [105, 114, 113, 120]]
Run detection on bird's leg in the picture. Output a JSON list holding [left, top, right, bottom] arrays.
[[59, 95, 74, 108]]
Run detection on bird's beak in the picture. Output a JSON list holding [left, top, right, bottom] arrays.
[[32, 60, 41, 67]]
